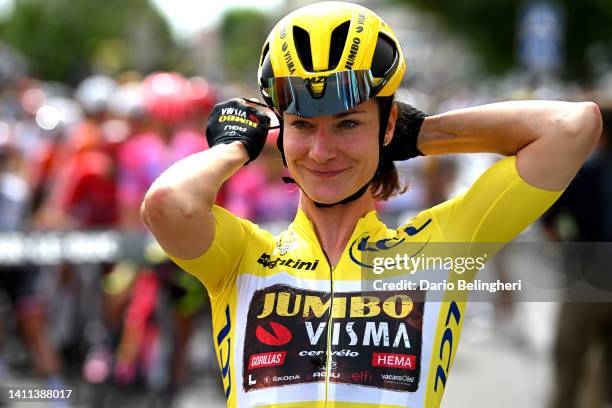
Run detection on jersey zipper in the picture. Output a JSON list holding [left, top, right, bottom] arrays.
[[301, 217, 377, 406], [322, 250, 333, 408]]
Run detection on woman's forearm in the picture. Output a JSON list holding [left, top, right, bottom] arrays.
[[417, 100, 602, 190], [141, 141, 248, 259], [418, 100, 597, 156], [143, 142, 247, 216]]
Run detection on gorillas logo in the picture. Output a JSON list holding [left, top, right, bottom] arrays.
[[255, 322, 292, 346]]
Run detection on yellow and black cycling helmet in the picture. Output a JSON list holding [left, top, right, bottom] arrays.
[[258, 1, 406, 118]]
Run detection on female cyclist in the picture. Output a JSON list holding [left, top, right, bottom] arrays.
[[141, 2, 601, 407]]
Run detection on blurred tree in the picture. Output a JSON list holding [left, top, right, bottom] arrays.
[[393, 0, 515, 75], [0, 0, 176, 84], [220, 8, 270, 84], [393, 0, 612, 82]]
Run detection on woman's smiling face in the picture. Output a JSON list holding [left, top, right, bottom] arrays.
[[282, 99, 384, 205]]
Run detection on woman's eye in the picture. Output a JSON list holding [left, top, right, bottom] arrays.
[[291, 120, 312, 129], [338, 119, 359, 129]]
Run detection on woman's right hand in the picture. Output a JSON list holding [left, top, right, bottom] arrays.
[[206, 98, 271, 164]]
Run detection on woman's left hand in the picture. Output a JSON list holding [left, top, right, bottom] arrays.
[[384, 101, 428, 161]]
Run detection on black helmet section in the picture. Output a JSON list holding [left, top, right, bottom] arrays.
[[329, 21, 351, 71], [371, 33, 398, 78], [276, 111, 287, 166], [259, 43, 274, 108], [293, 26, 314, 72], [291, 20, 352, 74]]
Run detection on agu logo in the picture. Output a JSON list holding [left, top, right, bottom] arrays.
[[256, 322, 292, 346]]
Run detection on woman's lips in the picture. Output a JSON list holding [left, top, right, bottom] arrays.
[[305, 167, 346, 178]]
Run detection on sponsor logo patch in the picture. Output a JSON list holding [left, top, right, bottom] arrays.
[[242, 284, 425, 392], [257, 252, 319, 271], [372, 352, 416, 370], [248, 351, 287, 370], [255, 322, 292, 346], [348, 218, 432, 269]]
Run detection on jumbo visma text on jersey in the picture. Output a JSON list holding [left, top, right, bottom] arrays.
[[242, 284, 425, 392]]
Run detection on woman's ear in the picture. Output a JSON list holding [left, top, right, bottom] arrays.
[[384, 102, 398, 146]]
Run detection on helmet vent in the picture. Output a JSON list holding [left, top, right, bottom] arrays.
[[260, 43, 270, 66], [371, 34, 397, 77], [259, 51, 274, 90], [329, 21, 350, 71], [293, 26, 313, 72]]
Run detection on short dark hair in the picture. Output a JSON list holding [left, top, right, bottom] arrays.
[[371, 96, 407, 201]]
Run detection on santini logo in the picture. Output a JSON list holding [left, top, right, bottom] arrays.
[[257, 253, 319, 271]]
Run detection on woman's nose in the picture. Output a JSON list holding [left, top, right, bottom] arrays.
[[309, 126, 336, 163]]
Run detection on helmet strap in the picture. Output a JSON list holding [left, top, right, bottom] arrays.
[[281, 175, 374, 208]]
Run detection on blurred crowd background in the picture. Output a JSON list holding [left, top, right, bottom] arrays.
[[0, 0, 611, 407]]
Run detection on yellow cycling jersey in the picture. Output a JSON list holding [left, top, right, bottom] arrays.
[[168, 156, 562, 408]]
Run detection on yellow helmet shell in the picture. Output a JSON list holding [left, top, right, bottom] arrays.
[[258, 1, 406, 97]]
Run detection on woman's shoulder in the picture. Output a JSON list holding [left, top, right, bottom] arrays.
[[211, 204, 277, 243]]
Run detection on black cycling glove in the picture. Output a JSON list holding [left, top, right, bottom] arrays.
[[383, 101, 428, 161], [205, 99, 271, 164]]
